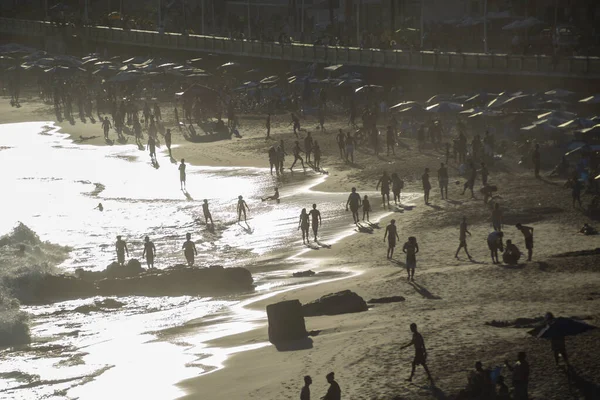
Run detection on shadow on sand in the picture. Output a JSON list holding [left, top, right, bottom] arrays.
[[567, 367, 600, 400], [273, 337, 314, 352], [182, 189, 193, 201], [409, 281, 442, 300]]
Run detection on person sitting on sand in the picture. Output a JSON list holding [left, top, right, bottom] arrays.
[[94, 202, 104, 212], [401, 323, 434, 384], [516, 223, 534, 261], [502, 239, 521, 264], [262, 188, 280, 202], [321, 372, 341, 400], [115, 235, 129, 266], [579, 223, 598, 235], [345, 187, 362, 224], [300, 375, 311, 400], [455, 217, 473, 261], [142, 236, 156, 269], [402, 236, 418, 281], [182, 233, 197, 267], [384, 219, 400, 260], [237, 195, 250, 222], [487, 231, 504, 264], [466, 361, 493, 398], [362, 195, 371, 222], [496, 376, 510, 400], [202, 199, 214, 226], [299, 208, 310, 244]]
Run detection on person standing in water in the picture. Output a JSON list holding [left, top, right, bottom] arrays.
[[403, 236, 419, 281], [142, 236, 156, 269], [147, 134, 156, 160], [102, 116, 112, 140], [346, 187, 362, 224], [516, 223, 534, 261], [237, 195, 250, 222], [179, 159, 187, 190], [202, 199, 214, 225], [362, 195, 371, 221], [165, 128, 172, 156], [115, 235, 129, 266], [384, 219, 400, 259], [422, 168, 432, 205], [298, 208, 310, 244], [376, 171, 392, 208], [182, 233, 197, 267], [309, 203, 322, 242], [401, 323, 434, 384], [455, 217, 473, 260]]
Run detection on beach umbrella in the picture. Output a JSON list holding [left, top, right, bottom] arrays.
[[579, 95, 600, 104], [390, 101, 421, 111], [528, 317, 596, 339], [577, 124, 600, 137], [157, 62, 178, 69], [502, 17, 542, 31], [426, 102, 464, 113], [355, 84, 384, 93], [544, 89, 575, 98], [82, 57, 99, 66], [260, 75, 279, 85], [186, 58, 203, 66], [538, 110, 577, 121], [534, 117, 568, 127], [493, 94, 533, 110], [179, 84, 219, 98], [426, 94, 452, 104], [50, 2, 69, 12], [468, 110, 503, 118], [218, 62, 241, 70], [336, 78, 363, 87], [108, 12, 121, 20], [397, 105, 427, 116], [521, 122, 560, 136], [107, 70, 145, 83], [558, 118, 595, 130], [324, 64, 344, 72], [338, 72, 362, 80]]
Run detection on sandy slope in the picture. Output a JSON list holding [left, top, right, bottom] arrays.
[[2, 93, 600, 400]]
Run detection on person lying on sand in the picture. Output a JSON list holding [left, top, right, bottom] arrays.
[[261, 188, 280, 202]]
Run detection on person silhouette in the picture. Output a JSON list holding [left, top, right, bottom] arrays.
[[115, 235, 129, 266], [437, 163, 449, 200], [504, 352, 530, 400], [384, 219, 400, 259], [455, 217, 473, 260], [179, 159, 187, 190], [516, 223, 534, 261], [403, 236, 419, 281], [492, 203, 503, 231], [182, 233, 197, 266], [321, 372, 341, 400], [300, 375, 312, 400], [142, 236, 156, 269], [94, 202, 104, 212], [544, 312, 570, 367], [299, 208, 310, 244], [237, 195, 249, 222], [376, 171, 392, 208], [202, 199, 214, 225], [487, 231, 504, 264], [345, 187, 362, 224], [309, 203, 322, 241], [147, 134, 156, 160], [262, 187, 280, 202], [362, 195, 371, 221], [290, 141, 305, 171], [165, 128, 172, 156], [422, 168, 432, 204], [265, 113, 271, 139], [102, 116, 112, 140], [401, 323, 434, 384]]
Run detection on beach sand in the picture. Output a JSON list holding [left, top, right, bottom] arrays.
[[3, 92, 600, 400]]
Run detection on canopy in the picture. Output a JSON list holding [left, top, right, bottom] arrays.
[[390, 101, 420, 110], [502, 17, 542, 31], [544, 89, 575, 98], [426, 102, 464, 113], [355, 85, 383, 93], [558, 118, 595, 130], [579, 95, 600, 104], [324, 64, 344, 72]]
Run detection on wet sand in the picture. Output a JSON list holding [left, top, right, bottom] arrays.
[[2, 93, 600, 400]]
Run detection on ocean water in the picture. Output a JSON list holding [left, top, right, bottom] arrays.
[[0, 122, 419, 399]]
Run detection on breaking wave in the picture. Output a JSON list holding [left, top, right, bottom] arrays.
[[0, 223, 71, 347]]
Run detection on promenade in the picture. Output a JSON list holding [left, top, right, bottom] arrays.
[[1, 17, 599, 79]]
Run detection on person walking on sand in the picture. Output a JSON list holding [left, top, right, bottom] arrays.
[[147, 134, 157, 160], [142, 236, 156, 269], [304, 132, 313, 163], [299, 208, 310, 244], [102, 116, 112, 140], [376, 171, 392, 208], [268, 145, 278, 176], [533, 144, 541, 178], [115, 235, 129, 266], [422, 168, 432, 205], [291, 113, 301, 137], [487, 231, 504, 264], [386, 125, 396, 156], [437, 163, 449, 200], [165, 128, 172, 156], [505, 352, 529, 400], [321, 372, 341, 400], [392, 173, 404, 205], [300, 375, 312, 400], [345, 132, 355, 163], [179, 159, 187, 190], [237, 195, 250, 222], [202, 199, 214, 226], [492, 203, 503, 231], [182, 232, 197, 267], [278, 139, 287, 173], [462, 161, 477, 198], [544, 312, 570, 367], [336, 129, 346, 159], [403, 236, 419, 281], [309, 204, 322, 242], [346, 187, 362, 224], [362, 195, 371, 221], [516, 223, 534, 261], [455, 217, 473, 260], [290, 141, 306, 171], [481, 162, 489, 186], [265, 113, 271, 139], [313, 141, 322, 171], [401, 323, 434, 384], [384, 219, 400, 259]]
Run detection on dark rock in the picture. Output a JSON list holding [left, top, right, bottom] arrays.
[[368, 296, 406, 304], [302, 290, 368, 317], [75, 268, 106, 282], [106, 259, 145, 279], [97, 266, 253, 297], [266, 300, 307, 343], [73, 298, 126, 314], [293, 270, 316, 277], [11, 274, 96, 305]]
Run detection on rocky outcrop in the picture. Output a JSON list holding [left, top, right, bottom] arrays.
[[292, 270, 316, 277], [266, 300, 307, 343], [73, 298, 126, 313], [10, 261, 254, 304], [368, 296, 405, 304], [302, 290, 368, 317]]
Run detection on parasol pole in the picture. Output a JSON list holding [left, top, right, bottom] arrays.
[[483, 0, 488, 53], [84, 0, 88, 24], [158, 0, 161, 28], [301, 0, 305, 34], [211, 0, 215, 33], [356, 0, 360, 45], [420, 0, 424, 49], [247, 0, 251, 39], [201, 0, 205, 34]]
